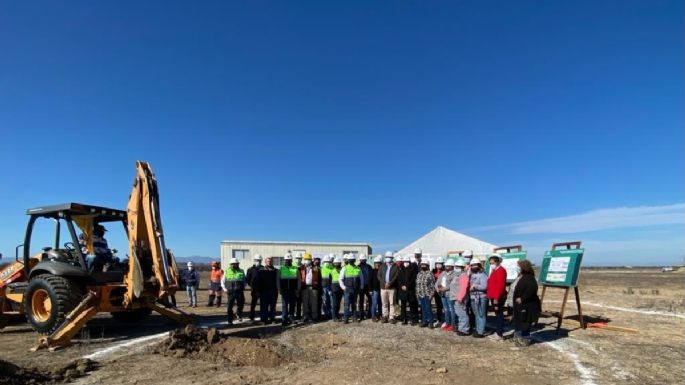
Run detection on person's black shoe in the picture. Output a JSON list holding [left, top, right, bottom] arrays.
[[456, 331, 469, 336], [402, 320, 408, 325], [411, 321, 417, 326], [390, 319, 397, 324], [227, 320, 233, 326], [356, 318, 362, 323], [381, 317, 388, 324], [344, 319, 350, 324], [419, 323, 427, 328], [473, 333, 485, 338]]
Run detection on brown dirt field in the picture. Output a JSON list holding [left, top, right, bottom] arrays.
[[1, 268, 683, 385]]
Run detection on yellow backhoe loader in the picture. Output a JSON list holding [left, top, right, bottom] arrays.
[[0, 161, 192, 350]]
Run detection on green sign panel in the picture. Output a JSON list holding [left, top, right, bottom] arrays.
[[538, 248, 584, 287], [485, 251, 527, 283]]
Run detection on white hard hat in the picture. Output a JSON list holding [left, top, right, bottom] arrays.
[[403, 255, 411, 262], [414, 248, 422, 254], [470, 257, 482, 265], [373, 256, 382, 263], [489, 253, 502, 261], [394, 253, 402, 260], [462, 250, 474, 257], [435, 257, 445, 264], [253, 254, 262, 261], [295, 253, 303, 259], [384, 251, 393, 257], [420, 260, 429, 266], [444, 259, 455, 267], [359, 254, 367, 260], [333, 256, 342, 264], [323, 255, 332, 263], [454, 258, 466, 267], [229, 258, 239, 264], [284, 253, 293, 260], [187, 262, 194, 267]]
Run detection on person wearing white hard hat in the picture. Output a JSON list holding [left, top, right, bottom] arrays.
[[462, 250, 474, 265], [398, 255, 418, 325], [246, 254, 264, 323], [339, 254, 362, 323], [435, 259, 456, 331], [451, 258, 471, 335], [320, 255, 335, 320], [222, 258, 246, 325], [357, 254, 372, 321], [330, 256, 344, 321], [410, 250, 423, 323], [294, 253, 305, 321], [184, 261, 200, 308], [278, 252, 298, 326], [369, 255, 383, 321], [377, 251, 399, 323], [468, 257, 488, 337], [416, 260, 436, 328], [487, 253, 507, 341], [431, 257, 446, 325]]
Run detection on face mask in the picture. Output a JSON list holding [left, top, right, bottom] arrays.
[[188, 267, 194, 271], [403, 262, 410, 267], [303, 260, 311, 266], [454, 268, 462, 274], [385, 258, 392, 263], [436, 264, 443, 270], [254, 261, 261, 267]]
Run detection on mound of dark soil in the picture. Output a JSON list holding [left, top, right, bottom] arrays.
[[157, 325, 291, 367], [0, 358, 97, 384]]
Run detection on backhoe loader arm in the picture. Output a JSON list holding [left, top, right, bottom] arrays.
[[125, 161, 180, 305]]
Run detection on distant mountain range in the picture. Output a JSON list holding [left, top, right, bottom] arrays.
[[174, 255, 219, 264]]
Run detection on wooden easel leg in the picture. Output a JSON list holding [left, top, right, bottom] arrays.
[[557, 287, 570, 332], [540, 285, 547, 307], [574, 286, 584, 329]]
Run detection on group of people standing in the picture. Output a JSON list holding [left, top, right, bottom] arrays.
[[187, 249, 541, 347]]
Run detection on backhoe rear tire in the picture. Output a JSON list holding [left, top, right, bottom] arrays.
[[111, 308, 152, 323], [23, 274, 85, 334], [0, 297, 8, 330]]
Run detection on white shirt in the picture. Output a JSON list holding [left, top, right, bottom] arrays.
[[305, 266, 313, 285]]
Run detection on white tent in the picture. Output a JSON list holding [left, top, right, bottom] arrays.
[[397, 226, 497, 262]]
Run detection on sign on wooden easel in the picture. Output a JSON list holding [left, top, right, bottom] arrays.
[[538, 241, 585, 331]]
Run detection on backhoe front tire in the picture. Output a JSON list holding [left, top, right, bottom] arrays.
[[23, 274, 85, 334]]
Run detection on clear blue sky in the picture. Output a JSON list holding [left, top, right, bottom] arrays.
[[1, 1, 683, 265]]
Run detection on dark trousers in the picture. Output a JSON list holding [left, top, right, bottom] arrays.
[[357, 287, 371, 318], [434, 291, 443, 322], [227, 290, 245, 322], [281, 290, 296, 323], [400, 291, 418, 322], [494, 301, 505, 336], [259, 291, 277, 323], [249, 290, 260, 320], [332, 290, 343, 319], [295, 290, 302, 319], [302, 287, 319, 321]]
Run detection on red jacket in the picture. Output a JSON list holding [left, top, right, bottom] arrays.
[[486, 266, 507, 301]]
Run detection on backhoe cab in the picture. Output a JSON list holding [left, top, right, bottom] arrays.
[[0, 162, 192, 350]]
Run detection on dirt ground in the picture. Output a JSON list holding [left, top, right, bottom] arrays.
[[1, 268, 683, 385]]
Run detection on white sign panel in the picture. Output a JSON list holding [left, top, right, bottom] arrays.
[[549, 256, 570, 273]]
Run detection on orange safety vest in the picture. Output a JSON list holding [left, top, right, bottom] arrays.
[[210, 269, 224, 283]]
